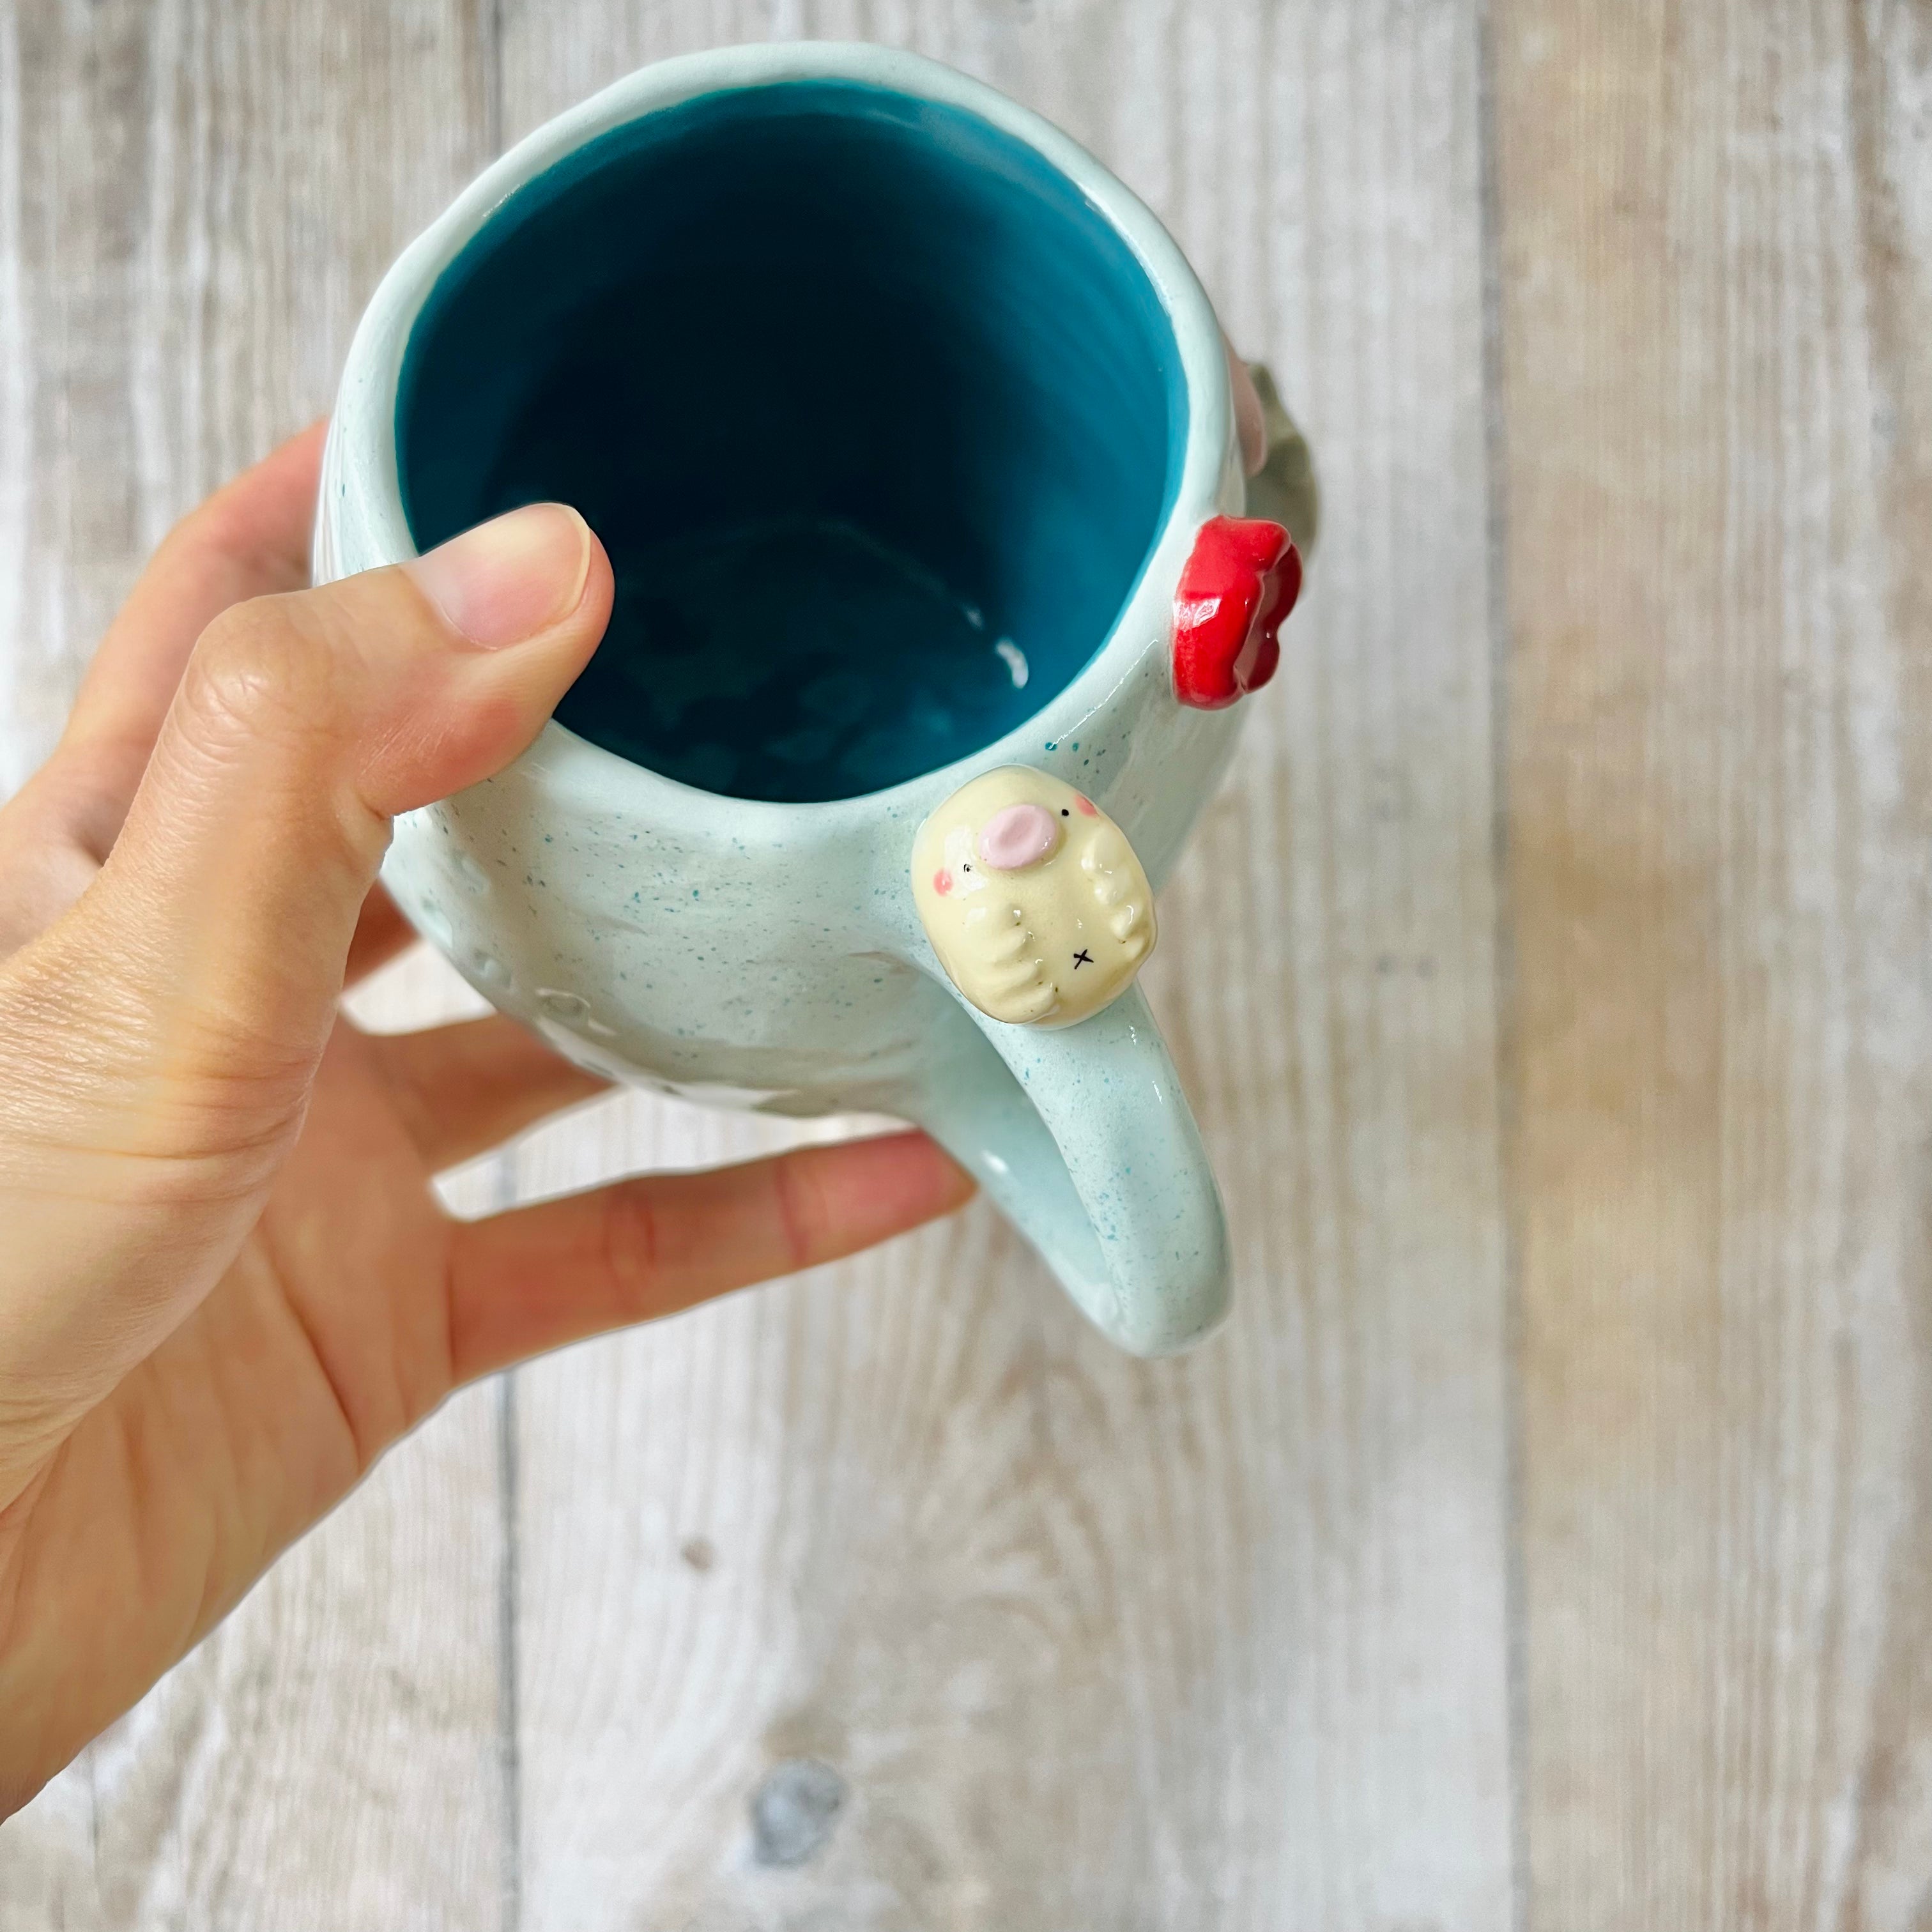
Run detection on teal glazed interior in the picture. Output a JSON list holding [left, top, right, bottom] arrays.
[[395, 80, 1186, 804]]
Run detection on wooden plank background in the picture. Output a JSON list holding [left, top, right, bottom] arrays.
[[0, 0, 1922, 1926]]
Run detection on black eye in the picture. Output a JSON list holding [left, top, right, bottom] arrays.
[[1061, 808, 1070, 817], [962, 863, 971, 871]]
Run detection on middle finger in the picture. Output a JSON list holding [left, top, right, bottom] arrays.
[[362, 1011, 609, 1169]]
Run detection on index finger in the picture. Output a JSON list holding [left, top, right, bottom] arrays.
[[61, 418, 328, 764]]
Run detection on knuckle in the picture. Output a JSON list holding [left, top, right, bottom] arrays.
[[183, 595, 342, 751], [195, 487, 307, 587], [155, 465, 309, 598], [770, 1153, 830, 1273], [601, 1181, 663, 1303]]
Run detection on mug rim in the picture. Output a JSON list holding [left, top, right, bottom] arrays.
[[330, 39, 1234, 835]]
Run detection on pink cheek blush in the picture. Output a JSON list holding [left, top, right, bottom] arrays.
[[933, 869, 953, 896], [1074, 795, 1098, 817], [976, 802, 1061, 871]]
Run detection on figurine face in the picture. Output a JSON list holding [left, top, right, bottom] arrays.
[[911, 766, 1156, 1027]]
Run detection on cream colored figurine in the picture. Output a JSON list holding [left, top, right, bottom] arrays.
[[910, 767, 1156, 1027]]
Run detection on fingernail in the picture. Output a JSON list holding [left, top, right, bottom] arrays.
[[408, 503, 592, 647]]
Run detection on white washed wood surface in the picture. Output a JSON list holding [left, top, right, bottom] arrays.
[[7, 0, 1927, 1927], [1493, 1, 1932, 1927]]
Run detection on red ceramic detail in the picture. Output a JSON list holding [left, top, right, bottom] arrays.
[[1073, 794, 1098, 816], [1170, 515, 1301, 710], [933, 868, 953, 896]]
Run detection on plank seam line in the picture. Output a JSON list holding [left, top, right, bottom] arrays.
[[1473, 1, 1529, 1928]]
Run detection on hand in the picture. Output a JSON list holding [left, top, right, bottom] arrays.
[[0, 425, 973, 1815]]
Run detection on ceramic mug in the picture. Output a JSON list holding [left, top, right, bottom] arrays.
[[316, 42, 1308, 1356]]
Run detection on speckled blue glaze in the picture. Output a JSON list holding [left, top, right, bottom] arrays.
[[316, 42, 1252, 1356]]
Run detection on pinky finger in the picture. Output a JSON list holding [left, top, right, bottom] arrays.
[[442, 1131, 974, 1383]]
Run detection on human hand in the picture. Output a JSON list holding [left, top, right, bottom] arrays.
[[0, 424, 972, 1814]]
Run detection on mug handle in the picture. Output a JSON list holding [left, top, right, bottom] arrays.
[[908, 979, 1231, 1356]]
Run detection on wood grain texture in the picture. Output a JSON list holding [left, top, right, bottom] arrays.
[[0, 4, 515, 1928], [48, 0, 1932, 1920], [7, 0, 1932, 1920], [493, 4, 1510, 1929], [1493, 0, 1932, 1926]]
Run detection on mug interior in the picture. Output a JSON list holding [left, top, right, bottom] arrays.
[[396, 80, 1185, 804]]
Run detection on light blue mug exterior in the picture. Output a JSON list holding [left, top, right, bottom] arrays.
[[316, 42, 1252, 1356]]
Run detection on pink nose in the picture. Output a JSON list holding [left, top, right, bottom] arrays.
[[976, 802, 1061, 871]]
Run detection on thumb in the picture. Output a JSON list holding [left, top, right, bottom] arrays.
[[103, 501, 611, 1103], [0, 505, 609, 1476]]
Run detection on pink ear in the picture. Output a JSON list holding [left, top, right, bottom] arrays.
[[976, 802, 1061, 870], [1171, 515, 1301, 709]]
